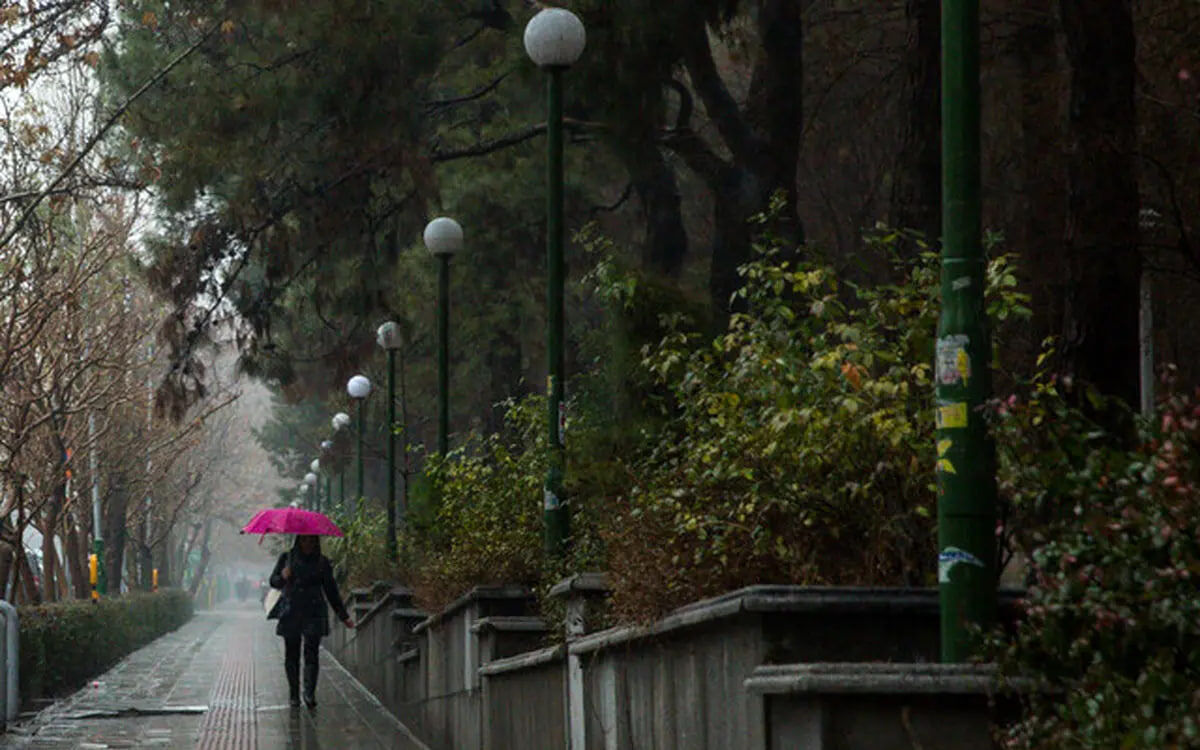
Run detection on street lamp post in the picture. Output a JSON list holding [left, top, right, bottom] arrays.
[[937, 0, 995, 662], [347, 375, 372, 515], [304, 473, 318, 511], [525, 7, 586, 557], [423, 218, 463, 457], [320, 441, 333, 514], [309, 460, 321, 513], [332, 413, 351, 512], [377, 321, 405, 558]]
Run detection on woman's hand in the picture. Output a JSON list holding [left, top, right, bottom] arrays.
[[281, 567, 291, 580], [343, 617, 355, 629]]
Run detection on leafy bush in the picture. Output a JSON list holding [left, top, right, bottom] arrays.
[[989, 373, 1200, 749], [324, 505, 403, 590], [19, 589, 193, 703], [601, 240, 941, 620], [401, 395, 551, 612], [395, 223, 1030, 623]]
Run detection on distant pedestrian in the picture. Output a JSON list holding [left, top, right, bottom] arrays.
[[268, 534, 355, 708]]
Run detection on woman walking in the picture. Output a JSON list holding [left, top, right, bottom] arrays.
[[269, 534, 354, 708]]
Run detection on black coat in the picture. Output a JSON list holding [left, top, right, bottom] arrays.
[[269, 550, 349, 638]]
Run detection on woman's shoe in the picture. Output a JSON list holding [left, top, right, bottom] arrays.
[[303, 692, 317, 709], [289, 696, 301, 708]]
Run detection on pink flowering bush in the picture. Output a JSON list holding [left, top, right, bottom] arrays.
[[989, 368, 1200, 748]]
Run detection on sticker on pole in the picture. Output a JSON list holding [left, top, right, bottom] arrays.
[[936, 335, 970, 386], [544, 488, 560, 511], [936, 401, 969, 429], [938, 546, 985, 583]]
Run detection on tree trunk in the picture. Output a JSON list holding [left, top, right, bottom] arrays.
[[1017, 3, 1065, 345], [0, 539, 12, 600], [157, 529, 171, 588], [64, 516, 89, 599], [890, 0, 942, 248], [707, 166, 759, 317], [187, 519, 213, 597], [1059, 0, 1140, 406], [17, 540, 39, 605], [42, 485, 64, 603], [626, 141, 689, 278], [104, 474, 128, 595]]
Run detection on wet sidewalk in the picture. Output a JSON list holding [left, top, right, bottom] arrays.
[[0, 602, 428, 749]]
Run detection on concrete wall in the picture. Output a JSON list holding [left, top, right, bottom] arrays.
[[324, 584, 1018, 750]]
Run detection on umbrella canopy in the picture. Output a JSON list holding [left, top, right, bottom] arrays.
[[241, 508, 343, 537]]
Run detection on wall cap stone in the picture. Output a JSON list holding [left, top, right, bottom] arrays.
[[744, 662, 1025, 695], [548, 572, 609, 599], [479, 644, 565, 677], [571, 586, 1024, 656], [472, 616, 551, 634], [412, 585, 535, 635]]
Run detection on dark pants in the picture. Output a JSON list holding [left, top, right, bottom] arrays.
[[284, 633, 321, 701]]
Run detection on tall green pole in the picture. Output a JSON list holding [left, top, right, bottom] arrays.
[[387, 348, 398, 558], [324, 474, 330, 516], [543, 67, 568, 556], [938, 0, 996, 662], [339, 471, 345, 513], [437, 256, 450, 457], [356, 398, 365, 516]]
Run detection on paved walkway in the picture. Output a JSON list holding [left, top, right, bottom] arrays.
[[0, 602, 427, 749]]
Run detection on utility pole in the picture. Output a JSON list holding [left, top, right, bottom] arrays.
[[937, 0, 996, 662]]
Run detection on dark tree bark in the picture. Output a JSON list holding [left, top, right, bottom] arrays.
[[64, 515, 89, 599], [1058, 0, 1140, 406], [672, 0, 805, 316], [1017, 2, 1065, 344], [42, 481, 65, 602], [104, 473, 129, 595], [626, 141, 689, 278], [187, 519, 213, 597], [890, 0, 942, 249]]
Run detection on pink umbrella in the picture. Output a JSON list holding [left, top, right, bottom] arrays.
[[241, 508, 344, 537]]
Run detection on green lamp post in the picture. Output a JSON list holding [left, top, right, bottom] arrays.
[[332, 412, 351, 513], [525, 7, 586, 557], [304, 472, 318, 512], [937, 0, 996, 662], [423, 217, 463, 458], [377, 321, 405, 558], [346, 375, 372, 516], [309, 460, 322, 513]]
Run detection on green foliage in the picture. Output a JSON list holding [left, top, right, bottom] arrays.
[[395, 224, 1031, 623], [401, 395, 550, 612], [19, 590, 193, 702], [988, 374, 1200, 749], [599, 225, 1030, 621], [324, 506, 402, 590]]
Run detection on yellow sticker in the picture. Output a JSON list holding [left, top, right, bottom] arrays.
[[937, 458, 957, 474], [937, 402, 968, 429], [937, 439, 953, 457], [956, 349, 970, 387]]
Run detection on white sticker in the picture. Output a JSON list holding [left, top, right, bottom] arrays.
[[952, 276, 972, 291], [936, 335, 970, 385], [938, 546, 985, 583], [544, 488, 560, 511]]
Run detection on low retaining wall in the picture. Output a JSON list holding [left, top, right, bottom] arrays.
[[324, 580, 1021, 750], [746, 663, 1013, 750]]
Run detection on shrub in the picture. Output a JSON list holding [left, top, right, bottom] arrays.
[[405, 393, 586, 612], [324, 506, 404, 590], [600, 228, 1029, 621], [989, 373, 1200, 749], [19, 589, 193, 703]]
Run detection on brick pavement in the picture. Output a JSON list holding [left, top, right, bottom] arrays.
[[0, 602, 427, 749]]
